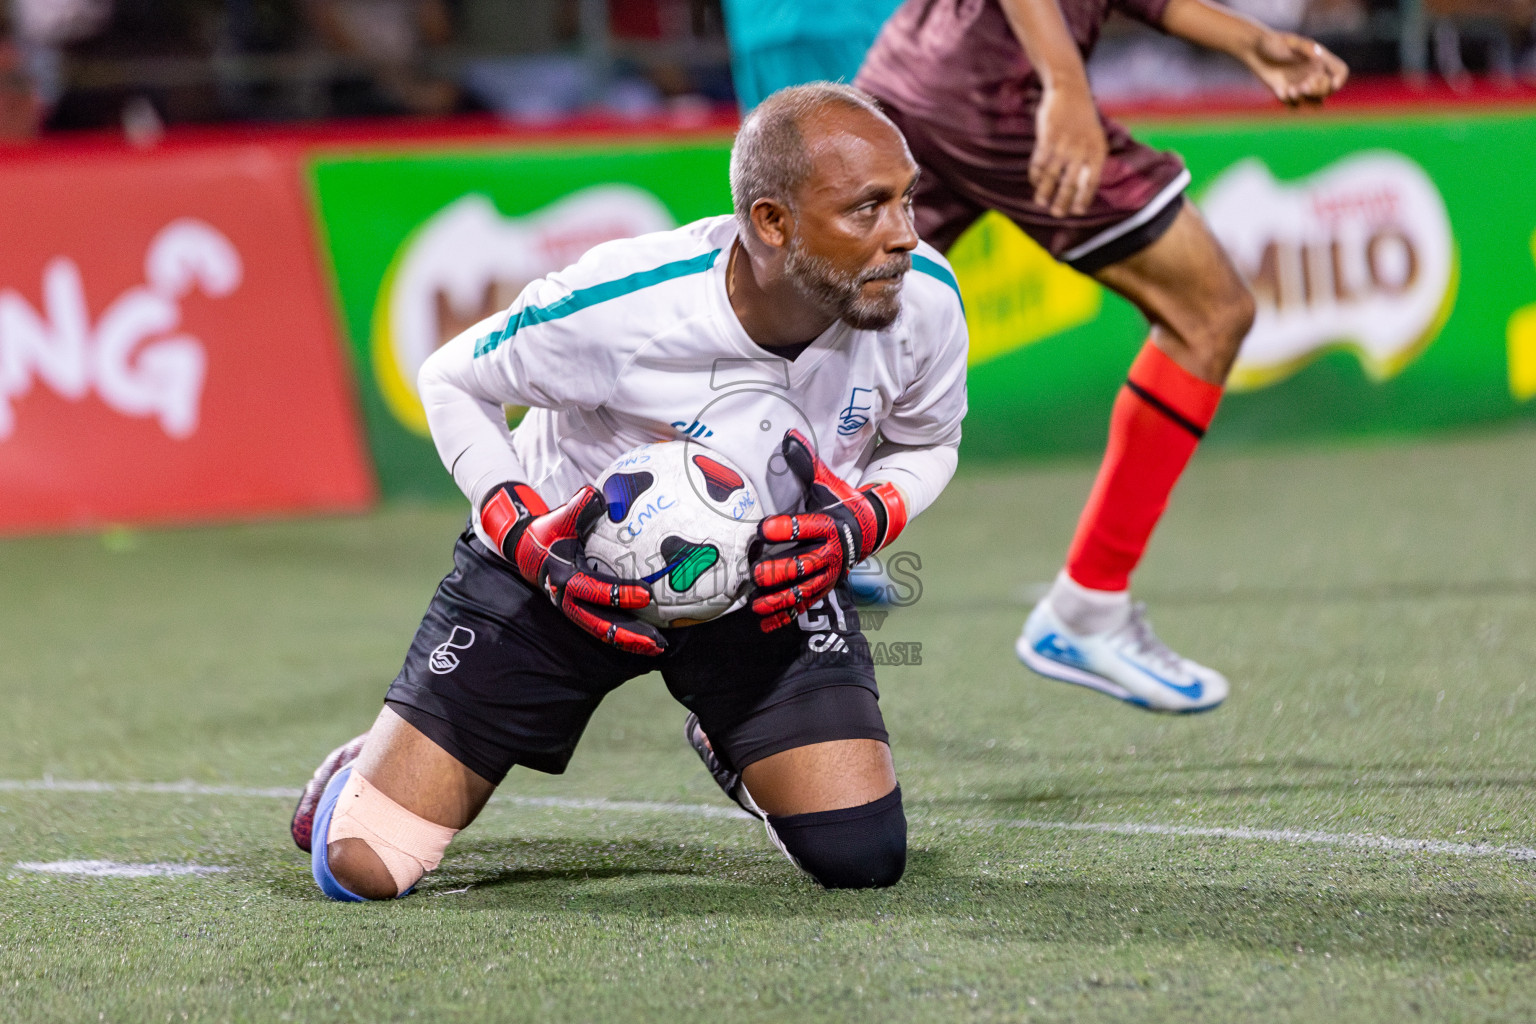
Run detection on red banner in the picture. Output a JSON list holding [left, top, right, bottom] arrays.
[[0, 142, 375, 532]]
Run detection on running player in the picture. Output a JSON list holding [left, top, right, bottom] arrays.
[[853, 0, 1346, 712], [290, 83, 969, 900]]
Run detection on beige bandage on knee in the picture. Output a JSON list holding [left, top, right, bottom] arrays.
[[326, 770, 459, 896]]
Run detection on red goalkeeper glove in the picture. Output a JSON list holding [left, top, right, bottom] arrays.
[[480, 482, 667, 656], [750, 429, 909, 632]]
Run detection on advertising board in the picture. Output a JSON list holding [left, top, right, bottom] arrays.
[[310, 139, 734, 498], [307, 103, 1536, 499], [951, 109, 1536, 459], [0, 144, 375, 532]]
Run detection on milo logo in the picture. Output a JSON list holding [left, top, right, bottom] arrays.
[[1202, 152, 1457, 391], [371, 186, 675, 435]]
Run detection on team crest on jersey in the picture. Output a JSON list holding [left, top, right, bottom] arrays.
[[838, 387, 874, 436]]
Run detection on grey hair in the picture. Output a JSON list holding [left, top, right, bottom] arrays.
[[729, 82, 897, 236]]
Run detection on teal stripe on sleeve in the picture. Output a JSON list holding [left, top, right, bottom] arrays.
[[911, 253, 965, 317], [474, 248, 723, 358]]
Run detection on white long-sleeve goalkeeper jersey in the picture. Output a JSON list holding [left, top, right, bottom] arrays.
[[418, 214, 969, 552]]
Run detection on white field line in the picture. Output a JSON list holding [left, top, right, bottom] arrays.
[[950, 817, 1536, 862], [0, 778, 749, 819], [0, 779, 302, 799], [14, 860, 230, 878], [4, 778, 1532, 861]]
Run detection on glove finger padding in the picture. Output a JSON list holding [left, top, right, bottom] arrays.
[[510, 485, 667, 656], [757, 510, 840, 546], [751, 568, 839, 616], [752, 514, 844, 588], [750, 513, 843, 631], [779, 428, 824, 496], [559, 563, 654, 611], [564, 605, 669, 656], [750, 435, 864, 635], [512, 486, 600, 584], [750, 431, 904, 634], [756, 606, 798, 634], [542, 556, 668, 655], [780, 430, 883, 550]]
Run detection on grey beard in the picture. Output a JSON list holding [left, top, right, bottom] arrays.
[[784, 238, 910, 331]]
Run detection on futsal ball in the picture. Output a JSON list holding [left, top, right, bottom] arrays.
[[585, 441, 761, 627]]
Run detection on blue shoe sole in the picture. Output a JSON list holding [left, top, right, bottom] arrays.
[[1016, 634, 1224, 715]]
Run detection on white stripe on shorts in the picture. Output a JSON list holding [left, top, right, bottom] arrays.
[[1059, 168, 1192, 266]]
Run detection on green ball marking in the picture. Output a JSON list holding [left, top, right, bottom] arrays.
[[667, 543, 720, 593]]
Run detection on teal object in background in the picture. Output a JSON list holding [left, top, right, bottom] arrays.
[[720, 0, 902, 109]]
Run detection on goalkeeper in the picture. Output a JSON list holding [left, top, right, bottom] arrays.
[[289, 83, 968, 901]]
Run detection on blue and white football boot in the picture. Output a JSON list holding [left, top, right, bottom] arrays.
[[1016, 596, 1227, 713]]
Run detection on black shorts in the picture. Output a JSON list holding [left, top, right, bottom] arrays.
[[874, 99, 1189, 273], [384, 530, 887, 784]]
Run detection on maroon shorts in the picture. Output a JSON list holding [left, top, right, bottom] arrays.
[[878, 102, 1189, 273]]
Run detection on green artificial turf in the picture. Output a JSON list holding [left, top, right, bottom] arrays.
[[2, 426, 1534, 1022]]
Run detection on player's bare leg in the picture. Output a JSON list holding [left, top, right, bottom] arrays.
[[1093, 201, 1254, 383], [317, 705, 495, 900], [1019, 203, 1255, 712], [740, 737, 896, 815]]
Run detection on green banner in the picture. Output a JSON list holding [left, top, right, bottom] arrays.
[[311, 110, 1536, 497], [310, 140, 734, 498], [949, 108, 1536, 460]]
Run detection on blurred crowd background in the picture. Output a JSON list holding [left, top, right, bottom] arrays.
[[0, 0, 1533, 141]]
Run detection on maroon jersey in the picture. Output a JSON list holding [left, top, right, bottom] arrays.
[[858, 0, 1171, 123], [854, 0, 1187, 267]]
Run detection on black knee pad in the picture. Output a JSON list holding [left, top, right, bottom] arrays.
[[766, 786, 906, 889]]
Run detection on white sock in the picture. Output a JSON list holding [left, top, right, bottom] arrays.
[[1046, 570, 1131, 635]]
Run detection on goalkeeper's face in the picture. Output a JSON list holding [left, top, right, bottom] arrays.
[[783, 108, 921, 331], [784, 233, 911, 331]]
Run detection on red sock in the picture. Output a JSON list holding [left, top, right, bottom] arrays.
[[1064, 342, 1223, 592]]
